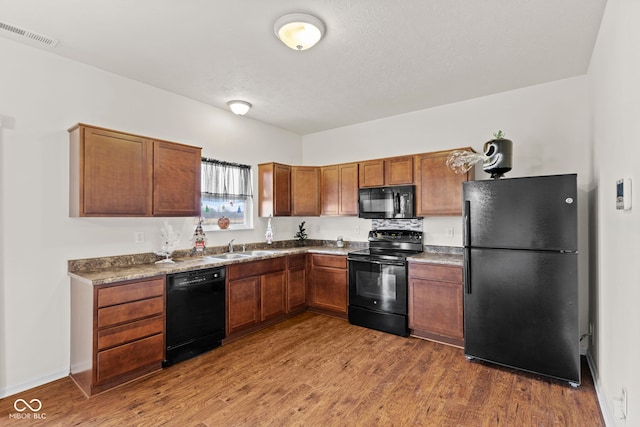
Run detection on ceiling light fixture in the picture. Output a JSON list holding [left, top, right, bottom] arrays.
[[274, 13, 325, 51], [227, 100, 252, 115]]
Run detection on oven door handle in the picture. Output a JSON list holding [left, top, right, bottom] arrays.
[[349, 258, 405, 267]]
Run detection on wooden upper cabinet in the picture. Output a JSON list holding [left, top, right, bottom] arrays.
[[291, 166, 321, 216], [385, 155, 414, 186], [358, 159, 385, 188], [415, 148, 474, 216], [321, 162, 358, 216], [153, 140, 201, 216], [359, 156, 413, 188], [69, 124, 201, 217], [70, 125, 153, 216], [258, 162, 291, 217]]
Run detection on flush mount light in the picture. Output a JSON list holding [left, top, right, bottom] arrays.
[[227, 100, 252, 115], [274, 13, 325, 51]]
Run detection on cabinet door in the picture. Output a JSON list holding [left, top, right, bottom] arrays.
[[227, 277, 261, 335], [338, 163, 359, 215], [311, 267, 347, 313], [261, 271, 287, 322], [78, 126, 153, 216], [321, 165, 339, 215], [409, 278, 463, 340], [258, 163, 291, 217], [384, 155, 414, 185], [415, 149, 473, 216], [291, 166, 321, 216], [287, 254, 307, 313], [153, 141, 201, 216], [408, 263, 464, 346], [310, 255, 348, 314], [359, 159, 385, 188]]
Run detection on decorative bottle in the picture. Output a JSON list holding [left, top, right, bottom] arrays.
[[265, 217, 273, 245]]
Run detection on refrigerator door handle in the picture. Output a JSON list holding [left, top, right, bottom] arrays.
[[463, 201, 471, 247], [464, 248, 471, 294]]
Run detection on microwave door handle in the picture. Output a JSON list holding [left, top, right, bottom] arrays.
[[394, 193, 400, 214]]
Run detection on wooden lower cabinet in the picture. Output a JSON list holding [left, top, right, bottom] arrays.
[[261, 271, 287, 322], [408, 262, 464, 347], [70, 276, 165, 396], [227, 276, 261, 334], [308, 254, 348, 316], [227, 256, 298, 338], [287, 254, 307, 312]]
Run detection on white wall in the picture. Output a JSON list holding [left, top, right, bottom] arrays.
[[303, 77, 590, 245], [589, 0, 640, 425], [303, 77, 592, 353], [0, 37, 302, 397]]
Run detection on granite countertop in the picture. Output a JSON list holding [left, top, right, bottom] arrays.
[[69, 245, 353, 286], [68, 242, 463, 286], [408, 251, 463, 266]]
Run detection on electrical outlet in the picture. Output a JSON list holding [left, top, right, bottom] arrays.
[[446, 227, 454, 238], [134, 231, 145, 244], [355, 226, 360, 233]]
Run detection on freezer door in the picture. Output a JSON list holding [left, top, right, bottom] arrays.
[[463, 174, 577, 251], [464, 248, 580, 384]]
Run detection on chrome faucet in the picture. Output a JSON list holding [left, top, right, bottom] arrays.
[[228, 239, 235, 253]]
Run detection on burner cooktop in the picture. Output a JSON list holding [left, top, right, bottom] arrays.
[[348, 229, 424, 260]]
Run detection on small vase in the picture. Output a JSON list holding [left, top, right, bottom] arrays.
[[217, 217, 230, 229]]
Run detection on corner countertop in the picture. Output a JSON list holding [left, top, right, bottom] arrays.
[[68, 244, 463, 286]]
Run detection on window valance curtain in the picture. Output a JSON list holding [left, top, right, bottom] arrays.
[[201, 157, 253, 197]]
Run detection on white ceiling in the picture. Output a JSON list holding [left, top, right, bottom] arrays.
[[1, 0, 607, 135]]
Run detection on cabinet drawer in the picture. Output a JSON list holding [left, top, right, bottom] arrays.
[[227, 257, 287, 281], [97, 315, 164, 350], [97, 296, 164, 328], [98, 277, 164, 307], [96, 334, 164, 384], [312, 254, 346, 269], [409, 263, 462, 283], [288, 254, 306, 269]]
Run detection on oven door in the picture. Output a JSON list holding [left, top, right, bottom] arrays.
[[348, 257, 407, 315]]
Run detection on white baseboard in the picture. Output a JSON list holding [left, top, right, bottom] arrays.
[[587, 351, 613, 427], [0, 369, 69, 399]]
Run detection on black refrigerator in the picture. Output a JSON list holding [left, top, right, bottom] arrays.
[[462, 174, 580, 385]]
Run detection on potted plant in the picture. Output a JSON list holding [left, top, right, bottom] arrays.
[[294, 221, 308, 246]]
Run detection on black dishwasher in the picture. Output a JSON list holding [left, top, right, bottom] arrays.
[[164, 267, 226, 366]]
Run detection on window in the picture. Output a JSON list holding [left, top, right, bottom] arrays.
[[200, 158, 253, 230]]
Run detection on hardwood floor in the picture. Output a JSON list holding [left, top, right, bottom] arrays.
[[1, 312, 604, 426]]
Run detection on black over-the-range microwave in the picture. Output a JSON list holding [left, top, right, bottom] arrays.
[[358, 185, 417, 219]]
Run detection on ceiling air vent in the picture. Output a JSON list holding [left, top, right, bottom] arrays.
[[0, 21, 58, 47]]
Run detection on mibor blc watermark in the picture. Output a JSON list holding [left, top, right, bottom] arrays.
[[9, 398, 46, 420]]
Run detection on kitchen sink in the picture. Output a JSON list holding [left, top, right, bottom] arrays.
[[242, 250, 276, 257], [206, 253, 252, 260]]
